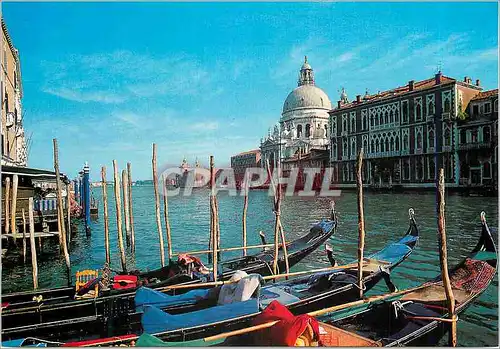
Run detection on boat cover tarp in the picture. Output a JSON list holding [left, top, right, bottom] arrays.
[[135, 333, 224, 347], [141, 299, 259, 333], [217, 272, 263, 305], [1, 338, 48, 347], [135, 287, 210, 312], [368, 243, 412, 265]]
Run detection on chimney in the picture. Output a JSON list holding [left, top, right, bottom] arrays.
[[435, 71, 442, 84], [464, 76, 472, 84], [337, 101, 341, 109], [408, 80, 415, 91], [356, 95, 361, 103], [476, 79, 480, 86]]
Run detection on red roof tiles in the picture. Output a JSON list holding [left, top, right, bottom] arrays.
[[471, 89, 498, 101]]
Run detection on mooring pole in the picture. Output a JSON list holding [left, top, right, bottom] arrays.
[[11, 174, 19, 242], [5, 177, 10, 235], [66, 183, 71, 244], [102, 166, 111, 266], [83, 163, 91, 235], [127, 163, 135, 253], [122, 169, 131, 247], [356, 148, 365, 299], [152, 144, 166, 267], [210, 156, 218, 282], [113, 160, 127, 272], [162, 174, 173, 261], [53, 139, 71, 284], [22, 208, 27, 264], [73, 179, 80, 206], [437, 168, 457, 347], [28, 198, 38, 289], [242, 172, 248, 257]]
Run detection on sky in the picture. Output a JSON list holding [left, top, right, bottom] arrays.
[[3, 2, 498, 180]]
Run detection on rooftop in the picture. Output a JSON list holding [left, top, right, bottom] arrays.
[[233, 149, 261, 157], [470, 89, 498, 101]]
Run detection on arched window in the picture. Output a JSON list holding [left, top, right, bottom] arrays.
[[375, 116, 379, 126], [385, 138, 389, 152], [389, 110, 394, 123], [332, 143, 337, 159], [395, 109, 399, 123], [363, 115, 368, 130], [381, 139, 385, 152], [305, 124, 311, 138], [351, 119, 355, 133], [363, 139, 368, 151], [390, 137, 394, 151], [395, 136, 400, 151], [428, 100, 435, 115], [429, 129, 435, 148], [444, 128, 451, 146], [483, 162, 491, 178], [444, 99, 451, 113], [416, 104, 422, 119], [376, 139, 380, 152], [370, 116, 374, 127], [384, 111, 389, 124], [403, 134, 408, 150], [417, 133, 422, 149], [371, 140, 375, 153], [297, 124, 303, 138], [417, 159, 423, 180], [403, 159, 410, 179], [483, 126, 491, 143]]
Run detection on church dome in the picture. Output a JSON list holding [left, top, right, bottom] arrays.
[[282, 85, 332, 114]]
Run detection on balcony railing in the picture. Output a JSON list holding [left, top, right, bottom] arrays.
[[366, 151, 401, 159], [458, 141, 492, 150]]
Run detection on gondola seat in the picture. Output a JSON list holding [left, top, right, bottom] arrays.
[[260, 287, 300, 308]]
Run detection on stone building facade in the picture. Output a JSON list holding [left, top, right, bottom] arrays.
[[329, 72, 487, 189], [231, 149, 261, 187], [1, 19, 26, 167], [457, 89, 498, 192]]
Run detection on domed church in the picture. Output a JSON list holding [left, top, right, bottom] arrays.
[[260, 57, 332, 188]]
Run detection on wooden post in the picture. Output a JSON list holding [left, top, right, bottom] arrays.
[[210, 156, 218, 282], [28, 198, 38, 289], [22, 208, 27, 264], [122, 169, 131, 247], [113, 160, 127, 272], [266, 158, 281, 275], [66, 183, 71, 244], [214, 196, 221, 260], [242, 172, 248, 257], [11, 174, 18, 241], [278, 221, 290, 276], [4, 177, 10, 235], [162, 174, 173, 260], [127, 163, 135, 253], [152, 144, 166, 267], [356, 148, 365, 299], [437, 168, 457, 347], [102, 166, 111, 265], [53, 139, 71, 280]]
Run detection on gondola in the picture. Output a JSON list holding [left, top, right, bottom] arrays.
[[1, 216, 337, 341], [53, 210, 493, 348], [50, 208, 419, 345]]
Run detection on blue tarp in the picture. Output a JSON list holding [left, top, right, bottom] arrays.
[[142, 299, 259, 334], [368, 243, 412, 264], [135, 287, 211, 313], [1, 339, 47, 347]]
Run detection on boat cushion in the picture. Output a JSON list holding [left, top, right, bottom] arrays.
[[260, 286, 300, 308], [450, 258, 496, 292], [141, 299, 259, 333], [113, 275, 138, 290], [135, 287, 211, 312]]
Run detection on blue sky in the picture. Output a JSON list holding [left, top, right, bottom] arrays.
[[3, 2, 498, 180]]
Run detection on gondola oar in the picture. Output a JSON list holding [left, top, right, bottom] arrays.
[[203, 282, 435, 342]]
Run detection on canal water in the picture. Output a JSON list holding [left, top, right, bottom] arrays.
[[2, 187, 498, 346]]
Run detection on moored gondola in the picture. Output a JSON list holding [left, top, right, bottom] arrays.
[[51, 208, 419, 345], [1, 217, 336, 341]]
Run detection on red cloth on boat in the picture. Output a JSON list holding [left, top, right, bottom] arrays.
[[251, 300, 320, 346], [178, 254, 210, 274], [450, 258, 496, 292], [113, 275, 138, 290]]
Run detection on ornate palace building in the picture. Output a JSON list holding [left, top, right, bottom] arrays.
[[329, 72, 496, 191], [260, 57, 331, 189], [1, 19, 27, 167], [231, 149, 261, 188]]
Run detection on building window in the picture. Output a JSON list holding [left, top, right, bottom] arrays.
[[416, 157, 423, 180], [460, 129, 466, 144], [343, 139, 348, 157], [362, 137, 368, 152], [331, 140, 337, 160], [403, 134, 408, 151], [395, 136, 400, 151], [414, 97, 423, 121], [428, 128, 435, 149], [483, 162, 492, 178], [403, 159, 410, 180], [495, 100, 498, 112], [297, 124, 303, 138], [428, 157, 435, 180], [443, 127, 451, 147], [483, 126, 491, 143], [484, 102, 492, 114], [426, 94, 435, 116], [350, 112, 356, 133], [471, 129, 478, 143], [472, 105, 479, 116], [362, 110, 368, 130], [331, 116, 336, 136], [402, 101, 409, 123], [415, 127, 423, 150], [442, 91, 452, 113], [351, 137, 356, 157], [342, 114, 348, 133], [305, 124, 311, 138], [4, 91, 9, 113]]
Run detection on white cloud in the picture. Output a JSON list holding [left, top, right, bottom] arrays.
[[190, 121, 219, 131]]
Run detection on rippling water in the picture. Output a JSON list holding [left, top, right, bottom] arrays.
[[2, 187, 498, 346]]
